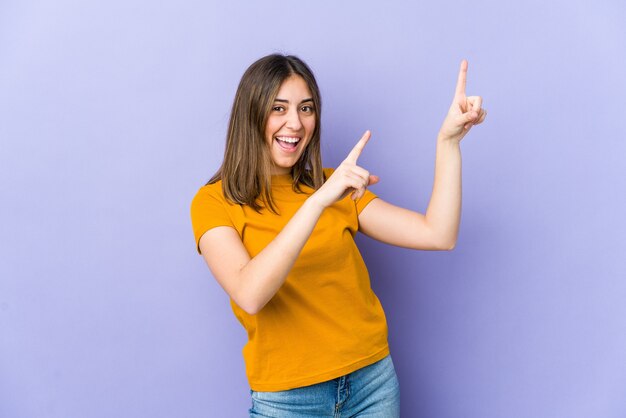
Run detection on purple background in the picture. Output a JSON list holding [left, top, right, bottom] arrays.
[[1, 1, 625, 417]]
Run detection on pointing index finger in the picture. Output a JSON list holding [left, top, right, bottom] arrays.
[[455, 59, 468, 97], [345, 130, 371, 164]]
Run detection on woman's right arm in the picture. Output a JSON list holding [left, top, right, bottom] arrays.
[[199, 131, 377, 315]]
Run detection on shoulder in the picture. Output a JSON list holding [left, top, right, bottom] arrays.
[[190, 180, 239, 232], [322, 167, 335, 179], [190, 181, 232, 214], [193, 180, 224, 200], [190, 180, 240, 253]]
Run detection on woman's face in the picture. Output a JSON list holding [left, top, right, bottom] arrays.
[[265, 75, 316, 175]]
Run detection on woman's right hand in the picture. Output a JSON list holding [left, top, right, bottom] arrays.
[[311, 130, 379, 208]]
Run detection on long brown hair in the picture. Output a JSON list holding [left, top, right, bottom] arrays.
[[208, 54, 324, 213]]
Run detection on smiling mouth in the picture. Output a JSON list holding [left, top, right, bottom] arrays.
[[275, 136, 301, 152]]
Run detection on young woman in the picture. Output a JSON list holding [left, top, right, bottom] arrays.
[[191, 54, 486, 417]]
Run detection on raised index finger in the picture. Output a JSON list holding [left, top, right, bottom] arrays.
[[455, 59, 468, 97], [344, 130, 371, 164]]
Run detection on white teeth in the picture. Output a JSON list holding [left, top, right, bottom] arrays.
[[276, 136, 300, 144]]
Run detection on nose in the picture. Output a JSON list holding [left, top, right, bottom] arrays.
[[285, 108, 302, 131]]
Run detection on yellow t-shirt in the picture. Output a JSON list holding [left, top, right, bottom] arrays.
[[190, 168, 389, 391]]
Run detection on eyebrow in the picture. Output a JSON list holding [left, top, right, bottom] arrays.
[[274, 98, 314, 104]]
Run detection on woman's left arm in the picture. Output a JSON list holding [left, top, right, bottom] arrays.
[[358, 60, 487, 251]]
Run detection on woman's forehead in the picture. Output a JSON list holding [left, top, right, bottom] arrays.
[[275, 75, 313, 101]]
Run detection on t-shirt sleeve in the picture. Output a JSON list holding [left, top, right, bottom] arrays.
[[355, 188, 378, 214], [190, 184, 236, 254]]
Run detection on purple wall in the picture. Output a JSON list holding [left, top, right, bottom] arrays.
[[2, 1, 625, 417]]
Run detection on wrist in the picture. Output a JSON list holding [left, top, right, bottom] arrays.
[[305, 193, 328, 212], [437, 132, 462, 147]]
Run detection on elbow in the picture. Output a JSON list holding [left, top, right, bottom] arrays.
[[242, 305, 260, 316], [433, 237, 457, 251], [408, 239, 456, 251], [420, 224, 458, 251], [245, 301, 268, 316], [437, 230, 458, 251], [235, 290, 268, 316], [236, 296, 264, 315], [232, 269, 285, 315], [228, 272, 265, 315], [426, 242, 456, 251]]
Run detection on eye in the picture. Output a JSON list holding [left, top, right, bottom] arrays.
[[300, 105, 315, 113], [272, 105, 285, 112]]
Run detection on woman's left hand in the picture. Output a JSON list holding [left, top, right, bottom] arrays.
[[438, 60, 487, 142]]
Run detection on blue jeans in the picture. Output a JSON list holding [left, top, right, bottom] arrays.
[[249, 354, 400, 417]]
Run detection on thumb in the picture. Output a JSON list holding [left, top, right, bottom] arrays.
[[368, 175, 380, 186]]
